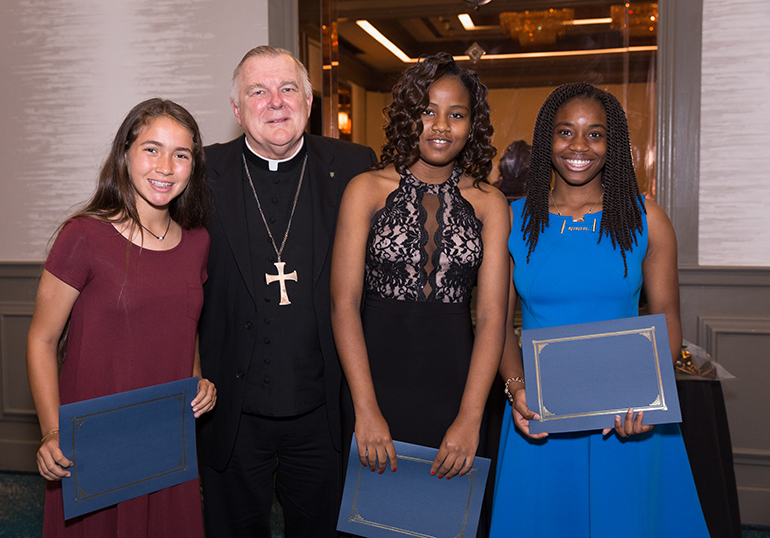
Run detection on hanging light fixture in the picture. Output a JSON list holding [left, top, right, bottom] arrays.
[[499, 9, 574, 47], [610, 3, 658, 37], [464, 0, 492, 11]]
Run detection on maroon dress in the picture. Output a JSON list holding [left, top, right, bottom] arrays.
[[42, 217, 209, 538]]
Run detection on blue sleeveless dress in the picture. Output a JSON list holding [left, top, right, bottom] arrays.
[[489, 198, 709, 537]]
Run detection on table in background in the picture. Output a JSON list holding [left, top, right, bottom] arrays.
[[677, 378, 741, 538]]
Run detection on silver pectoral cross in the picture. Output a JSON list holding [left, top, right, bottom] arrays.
[[265, 261, 298, 305]]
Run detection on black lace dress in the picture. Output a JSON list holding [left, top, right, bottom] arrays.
[[342, 166, 487, 455]]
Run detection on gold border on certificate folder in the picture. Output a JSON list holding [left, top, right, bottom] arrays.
[[69, 391, 190, 503], [348, 455, 479, 538], [531, 326, 668, 421]]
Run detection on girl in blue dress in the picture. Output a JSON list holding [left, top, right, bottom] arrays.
[[489, 83, 709, 537]]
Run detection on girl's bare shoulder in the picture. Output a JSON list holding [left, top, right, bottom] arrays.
[[342, 166, 402, 216], [346, 166, 399, 194]]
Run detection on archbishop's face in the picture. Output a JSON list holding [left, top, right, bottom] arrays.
[[232, 54, 312, 160]]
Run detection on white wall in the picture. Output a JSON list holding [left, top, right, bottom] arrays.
[[699, 0, 770, 265], [0, 0, 270, 262]]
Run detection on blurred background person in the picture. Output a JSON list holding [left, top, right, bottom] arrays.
[[496, 139, 531, 201]]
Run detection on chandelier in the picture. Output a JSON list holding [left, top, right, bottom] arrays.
[[499, 3, 658, 48], [610, 3, 658, 37], [499, 9, 575, 47]]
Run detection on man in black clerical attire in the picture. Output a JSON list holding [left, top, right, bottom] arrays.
[[197, 46, 376, 537]]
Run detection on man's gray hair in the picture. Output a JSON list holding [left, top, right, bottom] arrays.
[[230, 46, 313, 107]]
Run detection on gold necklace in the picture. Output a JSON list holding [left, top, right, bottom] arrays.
[[550, 188, 604, 223]]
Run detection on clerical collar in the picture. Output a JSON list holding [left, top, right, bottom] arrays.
[[243, 137, 306, 172]]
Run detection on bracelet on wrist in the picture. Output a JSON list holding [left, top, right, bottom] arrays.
[[40, 429, 59, 444], [503, 377, 525, 404]]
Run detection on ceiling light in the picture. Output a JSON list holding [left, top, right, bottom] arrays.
[[358, 20, 656, 63], [571, 18, 613, 26], [356, 20, 411, 63], [458, 13, 475, 30], [458, 13, 500, 31], [454, 45, 657, 62], [461, 13, 610, 33]]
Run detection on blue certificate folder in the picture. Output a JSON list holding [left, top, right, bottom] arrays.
[[59, 377, 198, 519], [522, 314, 681, 434], [338, 434, 490, 538]]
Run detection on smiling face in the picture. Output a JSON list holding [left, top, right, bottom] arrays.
[[231, 53, 312, 160], [551, 96, 607, 187], [414, 75, 472, 173], [126, 116, 194, 212]]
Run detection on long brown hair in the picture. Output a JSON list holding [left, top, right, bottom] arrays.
[[54, 98, 209, 365], [70, 98, 209, 233]]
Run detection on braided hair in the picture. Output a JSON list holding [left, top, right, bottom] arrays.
[[371, 52, 496, 187], [522, 82, 645, 276]]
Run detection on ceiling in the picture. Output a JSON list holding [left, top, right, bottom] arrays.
[[299, 0, 657, 92]]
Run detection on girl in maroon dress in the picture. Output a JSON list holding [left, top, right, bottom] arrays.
[[26, 98, 216, 538]]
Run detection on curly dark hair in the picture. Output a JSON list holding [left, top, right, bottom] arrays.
[[372, 52, 496, 187], [72, 98, 209, 232], [521, 82, 645, 276]]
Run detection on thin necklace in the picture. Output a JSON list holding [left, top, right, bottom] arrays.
[[139, 214, 171, 241], [551, 187, 604, 223], [242, 153, 307, 305]]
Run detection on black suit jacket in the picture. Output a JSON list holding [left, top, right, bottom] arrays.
[[197, 134, 376, 471]]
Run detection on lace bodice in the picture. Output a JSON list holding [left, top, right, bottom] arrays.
[[365, 166, 483, 303]]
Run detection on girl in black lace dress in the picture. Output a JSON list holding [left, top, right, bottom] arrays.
[[331, 53, 510, 480]]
